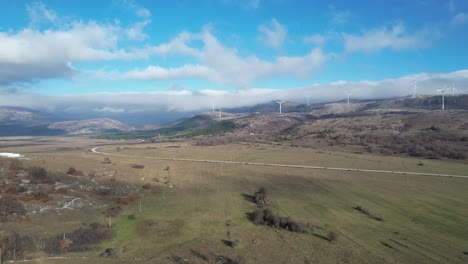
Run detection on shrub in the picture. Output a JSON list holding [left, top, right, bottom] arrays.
[[3, 183, 20, 194], [67, 167, 77, 175], [105, 207, 122, 217], [251, 207, 309, 233], [128, 214, 136, 220], [131, 164, 145, 169], [254, 187, 273, 207], [327, 231, 337, 242], [29, 166, 50, 183], [0, 196, 27, 222], [103, 157, 112, 164]]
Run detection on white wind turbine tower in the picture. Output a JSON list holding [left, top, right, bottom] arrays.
[[436, 87, 446, 110], [219, 106, 222, 118], [413, 81, 417, 98], [345, 92, 352, 105], [211, 103, 216, 112], [276, 100, 285, 114]]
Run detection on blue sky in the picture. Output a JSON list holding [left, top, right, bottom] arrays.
[[0, 0, 467, 120]]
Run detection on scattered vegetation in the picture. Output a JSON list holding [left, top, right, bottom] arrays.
[[190, 248, 245, 264], [0, 232, 35, 261], [343, 133, 467, 160], [105, 206, 122, 217], [46, 223, 114, 254], [249, 187, 310, 233], [67, 166, 84, 176], [254, 187, 273, 207], [131, 164, 145, 169], [0, 195, 27, 222], [187, 120, 238, 137], [251, 207, 310, 233], [353, 205, 384, 222], [308, 129, 337, 139]]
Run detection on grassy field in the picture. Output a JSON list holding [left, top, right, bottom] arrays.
[[1, 137, 468, 263]]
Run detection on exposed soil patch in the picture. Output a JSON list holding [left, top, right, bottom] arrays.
[[136, 220, 160, 236]]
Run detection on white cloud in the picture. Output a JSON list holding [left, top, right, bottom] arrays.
[[119, 28, 330, 88], [150, 31, 201, 57], [136, 8, 151, 18], [450, 12, 468, 26], [329, 6, 351, 25], [93, 107, 126, 113], [4, 70, 467, 116], [26, 2, 58, 26], [247, 0, 261, 9], [0, 3, 151, 84], [303, 34, 326, 46], [343, 23, 430, 53], [258, 19, 287, 50], [124, 65, 221, 81]]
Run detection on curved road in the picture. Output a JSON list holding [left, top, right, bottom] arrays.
[[91, 146, 468, 179]]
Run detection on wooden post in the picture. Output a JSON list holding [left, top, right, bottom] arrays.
[[109, 216, 112, 228]]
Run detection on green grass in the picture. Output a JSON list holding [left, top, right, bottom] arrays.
[[91, 143, 468, 263]]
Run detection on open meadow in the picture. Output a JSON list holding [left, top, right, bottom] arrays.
[[1, 136, 468, 263]]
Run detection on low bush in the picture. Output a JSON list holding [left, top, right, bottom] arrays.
[[29, 166, 53, 183], [105, 207, 122, 217], [251, 207, 309, 233], [254, 187, 273, 207], [327, 231, 337, 242]]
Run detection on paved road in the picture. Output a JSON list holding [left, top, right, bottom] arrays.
[[91, 146, 468, 179]]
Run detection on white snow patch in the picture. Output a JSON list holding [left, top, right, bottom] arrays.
[[0, 152, 23, 158]]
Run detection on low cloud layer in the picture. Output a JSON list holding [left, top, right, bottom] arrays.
[[1, 69, 467, 125]]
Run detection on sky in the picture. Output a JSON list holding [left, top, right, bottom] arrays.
[[0, 0, 467, 124]]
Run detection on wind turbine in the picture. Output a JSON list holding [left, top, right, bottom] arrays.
[[276, 100, 285, 114], [436, 87, 446, 110], [413, 81, 417, 98], [219, 106, 222, 118], [211, 104, 216, 112], [451, 82, 457, 96], [345, 92, 352, 105]]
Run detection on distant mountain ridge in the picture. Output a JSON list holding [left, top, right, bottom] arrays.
[[0, 106, 134, 136], [48, 118, 133, 135], [0, 106, 59, 126]]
